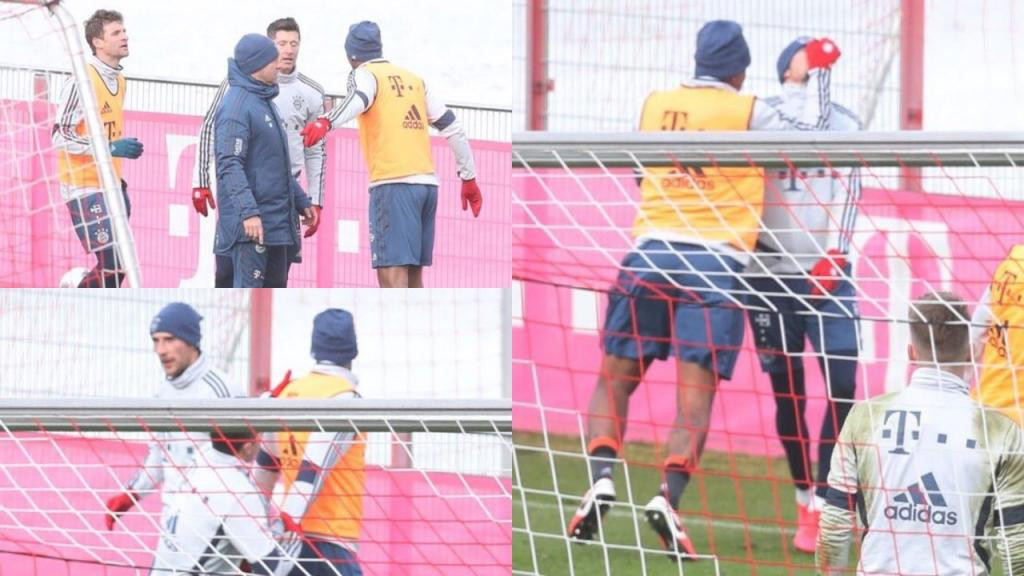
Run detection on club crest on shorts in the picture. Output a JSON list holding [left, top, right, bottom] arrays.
[[254, 244, 266, 254]]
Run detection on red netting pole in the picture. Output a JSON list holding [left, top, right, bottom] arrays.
[[249, 290, 273, 396], [900, 0, 925, 192], [527, 0, 550, 130]]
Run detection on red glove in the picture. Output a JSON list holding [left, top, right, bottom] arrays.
[[461, 178, 482, 218], [805, 37, 841, 70], [279, 511, 303, 536], [267, 369, 292, 398], [192, 187, 216, 217], [303, 206, 322, 238], [105, 490, 137, 530], [808, 249, 847, 296], [300, 117, 331, 148]]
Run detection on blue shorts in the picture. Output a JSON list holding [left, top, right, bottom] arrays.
[[230, 243, 289, 287], [369, 183, 437, 268], [65, 184, 131, 254], [745, 265, 860, 373], [287, 538, 362, 576], [602, 240, 746, 380]]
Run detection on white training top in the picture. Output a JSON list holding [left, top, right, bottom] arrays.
[[750, 80, 863, 276], [818, 367, 1024, 575], [150, 446, 277, 575], [127, 353, 244, 507]]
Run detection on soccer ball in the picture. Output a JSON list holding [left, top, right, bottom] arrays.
[[59, 267, 89, 288]]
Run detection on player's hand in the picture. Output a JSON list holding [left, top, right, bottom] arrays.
[[270, 509, 305, 542], [461, 178, 482, 218], [243, 216, 264, 245], [300, 117, 331, 148], [110, 137, 144, 159], [266, 369, 292, 398], [104, 490, 137, 530], [808, 249, 847, 296], [302, 205, 321, 238], [805, 37, 841, 70], [192, 187, 216, 217], [279, 511, 303, 536]]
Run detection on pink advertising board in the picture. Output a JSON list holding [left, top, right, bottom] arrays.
[[0, 434, 510, 576], [0, 100, 510, 287], [513, 170, 1024, 457]]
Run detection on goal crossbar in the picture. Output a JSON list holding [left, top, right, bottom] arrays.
[[0, 398, 511, 433], [513, 130, 1024, 169]]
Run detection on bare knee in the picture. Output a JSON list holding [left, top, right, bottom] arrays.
[[408, 266, 424, 288], [599, 355, 650, 394], [376, 267, 409, 288]]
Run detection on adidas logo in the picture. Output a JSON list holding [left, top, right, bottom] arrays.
[[883, 472, 959, 526], [402, 104, 424, 130], [100, 102, 112, 114]]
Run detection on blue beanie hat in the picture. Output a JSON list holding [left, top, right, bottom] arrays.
[[694, 20, 751, 81], [150, 302, 202, 349], [234, 33, 278, 75], [345, 21, 382, 61], [311, 309, 358, 366], [777, 36, 811, 83]]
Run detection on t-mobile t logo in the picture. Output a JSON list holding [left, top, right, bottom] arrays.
[[881, 410, 922, 455]]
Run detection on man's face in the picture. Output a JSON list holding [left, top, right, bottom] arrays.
[[785, 48, 809, 84], [237, 440, 260, 463], [152, 332, 197, 378], [252, 58, 279, 85], [94, 20, 129, 60], [273, 30, 300, 74]]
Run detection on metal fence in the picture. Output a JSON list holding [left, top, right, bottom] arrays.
[[0, 63, 511, 142]]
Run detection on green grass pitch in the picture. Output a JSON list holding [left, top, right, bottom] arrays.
[[514, 430, 836, 576]]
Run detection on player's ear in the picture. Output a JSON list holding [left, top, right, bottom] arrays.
[[907, 344, 917, 362]]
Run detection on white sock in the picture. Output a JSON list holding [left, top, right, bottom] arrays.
[[795, 487, 813, 507], [814, 494, 827, 511]]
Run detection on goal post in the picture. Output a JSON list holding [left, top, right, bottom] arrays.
[[513, 131, 1024, 168], [512, 132, 1024, 574], [0, 398, 512, 575], [0, 398, 512, 433], [0, 0, 141, 286]]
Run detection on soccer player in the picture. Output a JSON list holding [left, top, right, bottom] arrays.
[[744, 36, 863, 553], [300, 21, 483, 288], [817, 291, 1024, 575], [193, 17, 327, 287], [52, 9, 144, 288], [214, 33, 315, 287], [566, 20, 840, 560], [971, 244, 1024, 424], [149, 429, 298, 575], [253, 308, 366, 576], [105, 302, 244, 530]]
